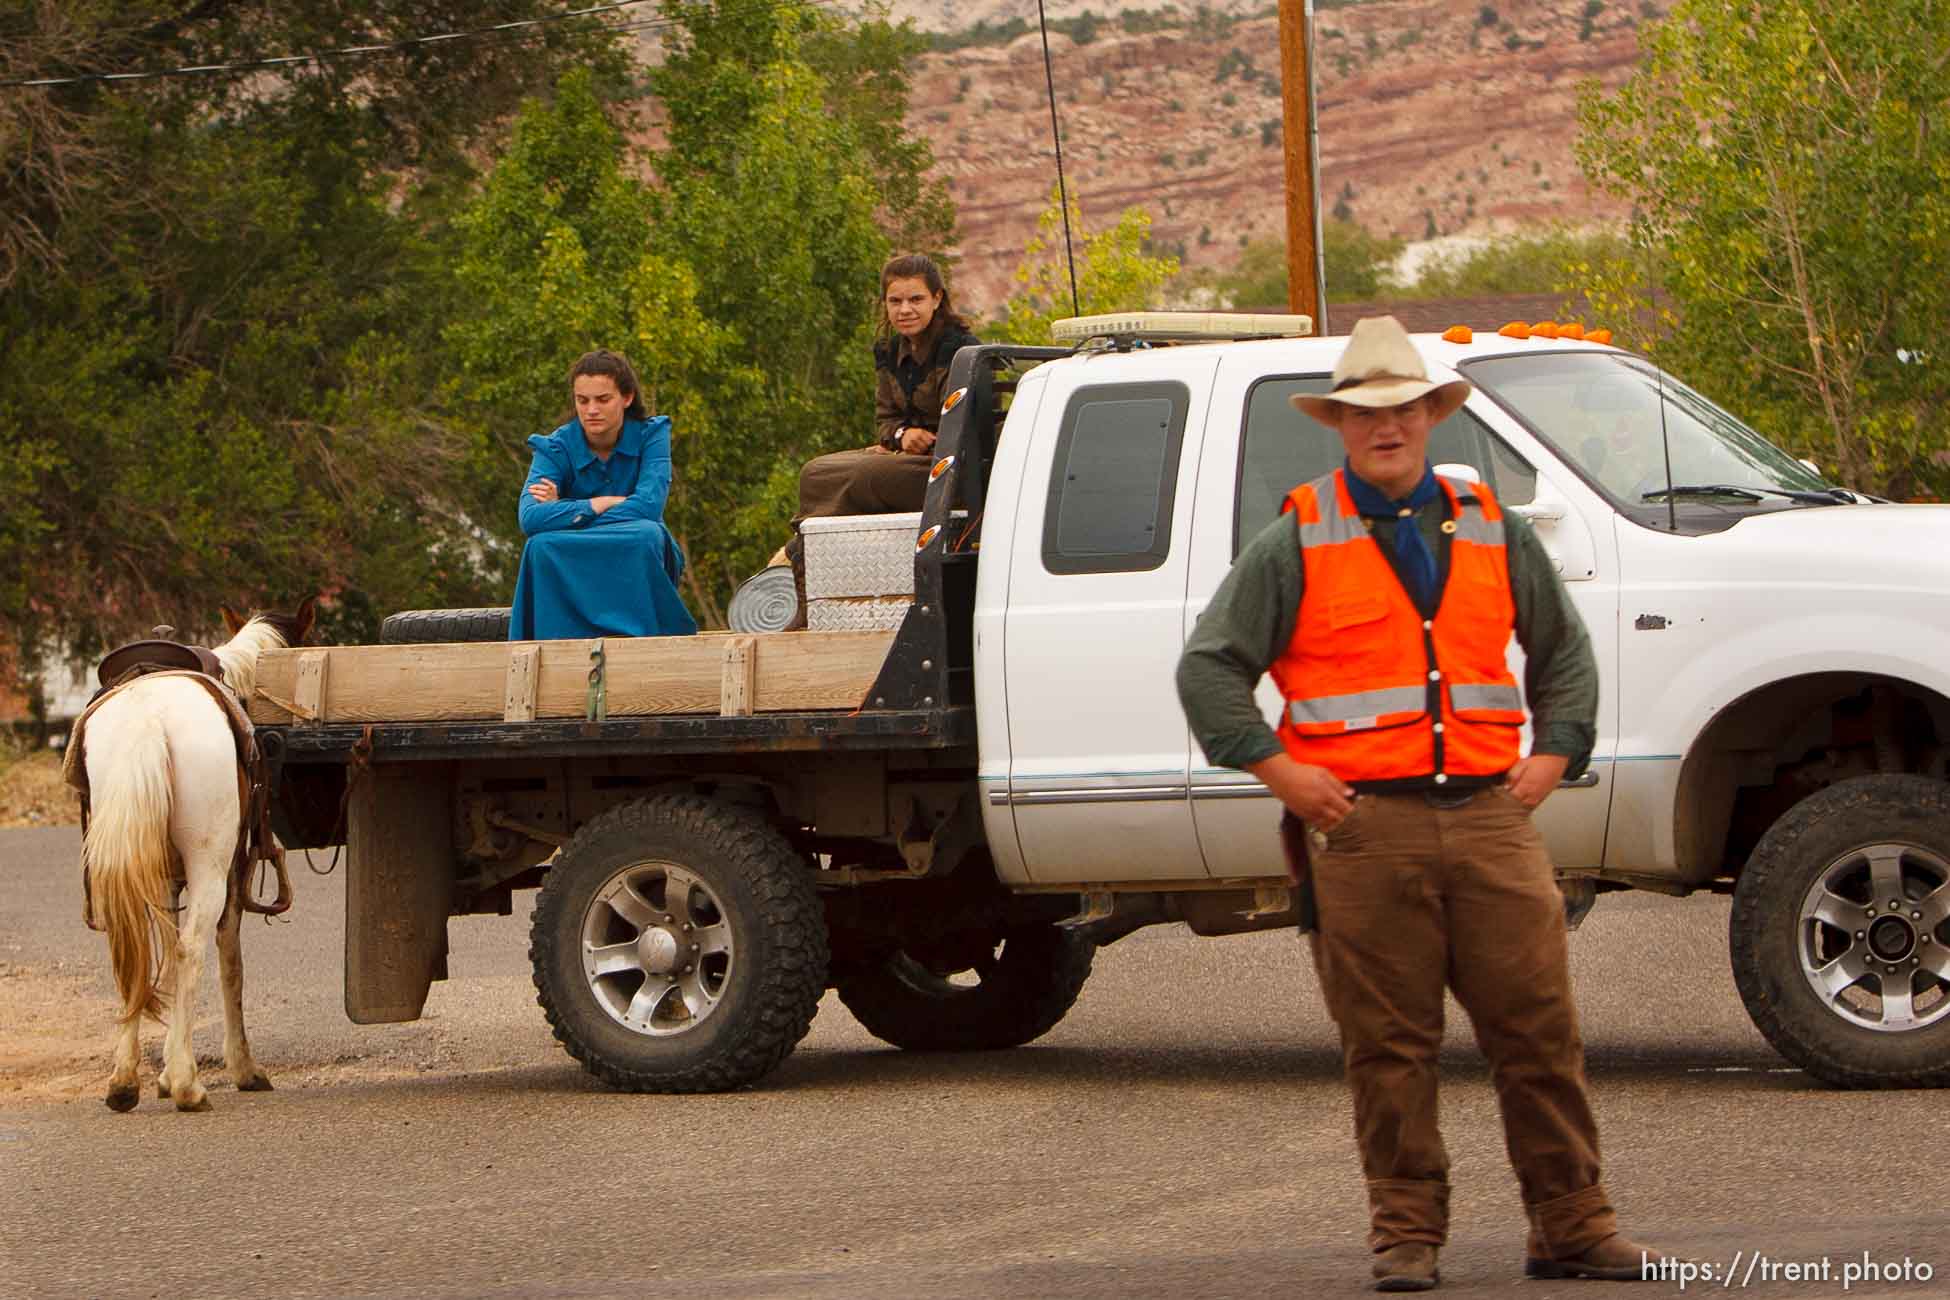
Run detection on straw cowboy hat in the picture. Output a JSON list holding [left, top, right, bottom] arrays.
[[1291, 315, 1472, 427]]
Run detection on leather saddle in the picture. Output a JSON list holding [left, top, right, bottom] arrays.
[[95, 639, 225, 693]]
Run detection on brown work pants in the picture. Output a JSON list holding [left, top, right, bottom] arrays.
[[1301, 787, 1618, 1259], [786, 447, 931, 561], [784, 447, 932, 619]]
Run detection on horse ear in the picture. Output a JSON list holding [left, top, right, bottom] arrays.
[[220, 605, 247, 636], [293, 594, 317, 644]]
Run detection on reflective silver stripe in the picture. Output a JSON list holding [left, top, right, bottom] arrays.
[[1451, 506, 1505, 546], [1296, 512, 1366, 548], [1289, 685, 1428, 727], [1293, 472, 1366, 549], [1449, 683, 1523, 713]]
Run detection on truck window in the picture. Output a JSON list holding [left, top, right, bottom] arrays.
[[1042, 381, 1189, 574], [1235, 375, 1537, 553]]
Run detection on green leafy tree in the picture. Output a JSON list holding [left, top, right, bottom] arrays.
[[989, 190, 1182, 344], [1577, 0, 1950, 497], [800, 6, 957, 256], [1213, 221, 1407, 309], [1399, 226, 1629, 299], [0, 1, 626, 657]]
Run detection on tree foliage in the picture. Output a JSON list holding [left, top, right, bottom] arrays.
[[1, 0, 952, 664], [0, 1, 624, 653], [1577, 0, 1950, 497], [1403, 226, 1629, 300], [1210, 220, 1409, 309], [988, 190, 1182, 344]]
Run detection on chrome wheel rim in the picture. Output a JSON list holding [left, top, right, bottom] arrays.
[[1797, 841, 1950, 1032], [581, 862, 734, 1037]]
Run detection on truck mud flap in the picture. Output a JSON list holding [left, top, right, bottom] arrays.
[[346, 762, 454, 1023]]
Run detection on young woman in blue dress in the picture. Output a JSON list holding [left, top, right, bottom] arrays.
[[510, 349, 697, 640]]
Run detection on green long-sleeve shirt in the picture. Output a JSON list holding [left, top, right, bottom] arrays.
[[1176, 485, 1598, 779]]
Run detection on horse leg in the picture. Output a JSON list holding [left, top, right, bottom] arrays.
[[107, 1015, 142, 1112], [159, 865, 224, 1113], [217, 877, 271, 1092], [156, 876, 182, 1101]]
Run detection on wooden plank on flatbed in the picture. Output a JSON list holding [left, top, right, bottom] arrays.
[[503, 644, 541, 722], [292, 650, 329, 724], [719, 636, 756, 717], [248, 630, 894, 725]]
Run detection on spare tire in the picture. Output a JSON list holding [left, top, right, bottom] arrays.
[[379, 607, 512, 644]]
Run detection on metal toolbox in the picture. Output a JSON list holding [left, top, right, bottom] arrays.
[[801, 511, 961, 631]]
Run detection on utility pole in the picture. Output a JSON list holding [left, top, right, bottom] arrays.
[[1278, 0, 1328, 333]]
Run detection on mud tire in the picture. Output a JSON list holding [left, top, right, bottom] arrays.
[[836, 924, 1094, 1051], [530, 795, 828, 1093], [1731, 774, 1950, 1088], [378, 607, 511, 644]]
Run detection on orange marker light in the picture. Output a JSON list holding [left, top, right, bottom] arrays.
[[1441, 325, 1473, 344], [915, 525, 941, 551], [930, 455, 955, 481], [1558, 323, 1585, 340], [1532, 321, 1561, 339], [940, 387, 967, 415], [1587, 328, 1613, 345], [1499, 321, 1532, 339]]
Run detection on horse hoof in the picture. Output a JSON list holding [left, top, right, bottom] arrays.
[[237, 1073, 274, 1092], [105, 1085, 140, 1113], [176, 1092, 213, 1113], [156, 1079, 171, 1100]]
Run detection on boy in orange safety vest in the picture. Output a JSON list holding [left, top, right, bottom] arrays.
[[1176, 316, 1675, 1292]]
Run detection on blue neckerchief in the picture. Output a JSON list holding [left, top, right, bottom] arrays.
[[1342, 461, 1440, 609]]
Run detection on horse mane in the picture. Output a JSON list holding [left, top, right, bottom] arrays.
[[212, 618, 288, 703]]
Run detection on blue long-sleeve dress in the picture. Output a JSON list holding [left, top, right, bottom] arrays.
[[509, 415, 698, 640]]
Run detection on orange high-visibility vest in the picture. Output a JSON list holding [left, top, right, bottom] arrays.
[[1270, 469, 1524, 784]]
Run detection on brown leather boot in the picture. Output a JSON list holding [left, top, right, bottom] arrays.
[[1372, 1242, 1440, 1292], [784, 539, 808, 632], [1525, 1233, 1668, 1280]]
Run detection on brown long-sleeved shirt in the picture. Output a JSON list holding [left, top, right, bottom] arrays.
[[874, 318, 981, 449]]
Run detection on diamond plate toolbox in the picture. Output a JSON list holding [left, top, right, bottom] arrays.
[[802, 511, 966, 600], [807, 595, 913, 631]]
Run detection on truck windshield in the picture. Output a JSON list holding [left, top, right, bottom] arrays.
[[1463, 351, 1835, 509]]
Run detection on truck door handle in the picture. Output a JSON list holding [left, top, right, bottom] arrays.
[[1512, 502, 1566, 522], [1558, 772, 1600, 789]]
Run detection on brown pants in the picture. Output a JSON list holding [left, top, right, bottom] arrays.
[[1301, 788, 1618, 1258], [786, 447, 931, 559], [784, 448, 933, 620]]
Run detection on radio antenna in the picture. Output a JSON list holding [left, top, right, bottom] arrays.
[[1640, 238, 1678, 532], [1034, 0, 1081, 317]]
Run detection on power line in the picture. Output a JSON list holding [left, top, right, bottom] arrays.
[[0, 1, 667, 90]]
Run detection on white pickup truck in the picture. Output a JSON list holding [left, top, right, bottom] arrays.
[[262, 315, 1950, 1093]]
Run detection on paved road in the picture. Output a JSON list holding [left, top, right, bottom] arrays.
[[2, 824, 1943, 1299]]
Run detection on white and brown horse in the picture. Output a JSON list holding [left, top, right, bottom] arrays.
[[83, 597, 314, 1112]]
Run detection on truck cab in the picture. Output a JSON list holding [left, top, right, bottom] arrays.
[[952, 316, 1950, 1089]]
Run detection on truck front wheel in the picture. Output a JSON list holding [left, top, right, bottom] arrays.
[[836, 925, 1094, 1051], [1731, 774, 1950, 1088], [530, 795, 828, 1093]]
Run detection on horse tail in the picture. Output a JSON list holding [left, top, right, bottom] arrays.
[[85, 710, 178, 1026]]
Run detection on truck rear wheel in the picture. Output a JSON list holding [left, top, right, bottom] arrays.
[[530, 795, 828, 1093], [836, 925, 1094, 1051], [1731, 774, 1950, 1088]]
